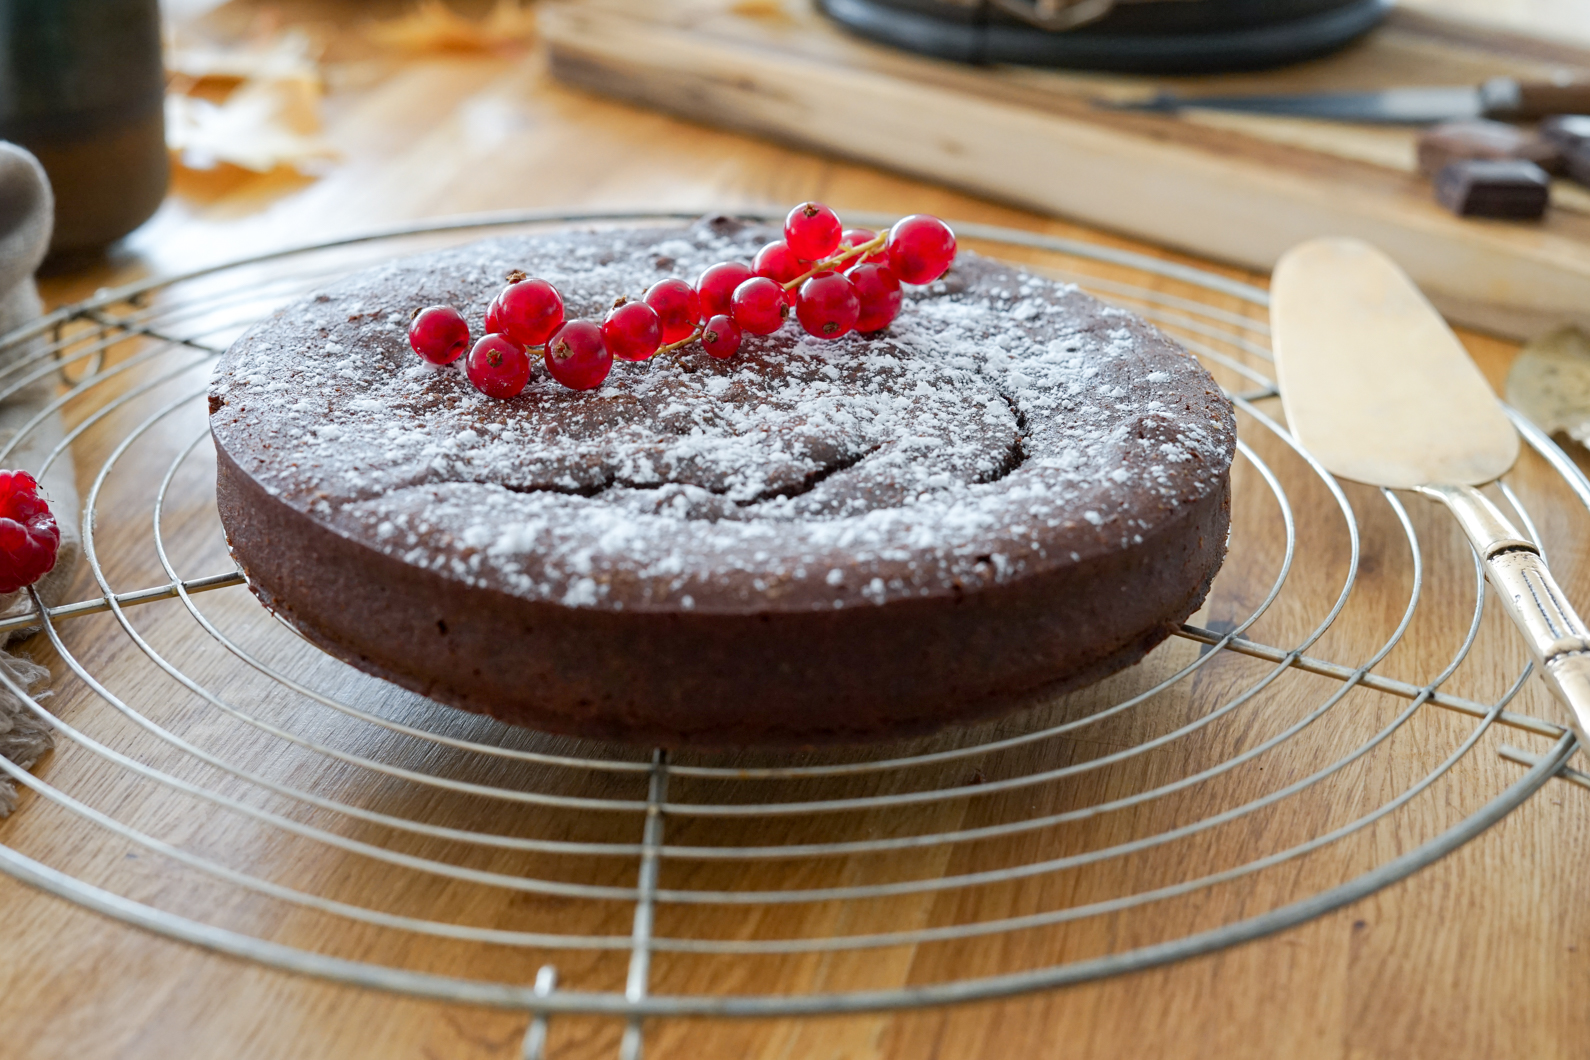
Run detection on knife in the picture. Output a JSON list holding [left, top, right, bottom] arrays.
[[1270, 237, 1590, 749], [1109, 76, 1590, 125]]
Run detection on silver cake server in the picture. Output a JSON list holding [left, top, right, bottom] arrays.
[[1271, 237, 1590, 749]]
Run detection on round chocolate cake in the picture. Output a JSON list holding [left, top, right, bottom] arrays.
[[209, 217, 1236, 745]]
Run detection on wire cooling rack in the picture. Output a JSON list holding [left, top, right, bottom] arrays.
[[0, 208, 1587, 1059]]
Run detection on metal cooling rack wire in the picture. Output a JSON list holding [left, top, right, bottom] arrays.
[[73, 403, 1535, 927], [76, 392, 1405, 871], [0, 210, 1583, 1060], [161, 432, 1294, 791]]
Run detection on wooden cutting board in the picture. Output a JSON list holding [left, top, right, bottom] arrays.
[[540, 0, 1590, 340]]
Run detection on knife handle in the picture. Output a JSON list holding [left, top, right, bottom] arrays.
[[1426, 483, 1590, 749], [1480, 77, 1590, 121]]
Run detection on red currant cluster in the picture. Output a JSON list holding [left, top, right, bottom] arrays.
[[0, 470, 59, 595], [406, 203, 957, 398]]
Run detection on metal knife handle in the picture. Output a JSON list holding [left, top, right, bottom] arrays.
[[1480, 77, 1590, 121], [1426, 483, 1590, 748]]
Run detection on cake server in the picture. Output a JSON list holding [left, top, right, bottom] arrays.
[[1270, 237, 1590, 749]]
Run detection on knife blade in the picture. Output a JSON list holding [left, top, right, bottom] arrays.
[[1108, 76, 1590, 125], [1271, 237, 1590, 750]]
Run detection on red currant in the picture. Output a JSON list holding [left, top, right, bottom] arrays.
[[886, 215, 957, 285], [484, 296, 505, 336], [408, 305, 470, 365], [644, 278, 701, 344], [795, 271, 860, 339], [466, 334, 531, 400], [495, 276, 565, 347], [0, 470, 58, 594], [752, 240, 802, 304], [729, 276, 788, 336], [696, 261, 754, 321], [700, 314, 742, 359], [784, 202, 842, 261], [839, 227, 887, 265], [846, 263, 902, 333], [545, 321, 612, 390], [602, 300, 662, 362]]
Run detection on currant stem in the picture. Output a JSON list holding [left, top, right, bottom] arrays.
[[782, 232, 888, 292], [657, 327, 703, 355]]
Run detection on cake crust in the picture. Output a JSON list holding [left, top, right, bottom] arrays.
[[209, 218, 1236, 744]]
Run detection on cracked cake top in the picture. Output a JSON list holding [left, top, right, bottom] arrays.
[[209, 218, 1236, 613]]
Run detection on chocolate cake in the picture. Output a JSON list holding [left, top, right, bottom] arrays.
[[209, 217, 1236, 745]]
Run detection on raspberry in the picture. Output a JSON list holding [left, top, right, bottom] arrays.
[[846, 263, 902, 333], [840, 227, 887, 265], [644, 278, 701, 344], [545, 321, 612, 390], [465, 334, 531, 399], [729, 276, 788, 336], [795, 271, 860, 339], [784, 202, 842, 261], [752, 240, 803, 303], [696, 261, 755, 321], [602, 300, 662, 362], [886, 215, 957, 285], [408, 305, 470, 365], [700, 314, 742, 359], [0, 470, 59, 595], [494, 275, 565, 347]]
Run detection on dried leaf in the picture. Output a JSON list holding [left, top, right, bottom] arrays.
[[166, 78, 336, 174], [366, 0, 537, 53], [166, 28, 320, 88]]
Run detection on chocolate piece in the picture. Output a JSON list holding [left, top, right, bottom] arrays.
[[1540, 116, 1590, 185], [1540, 114, 1590, 152], [1565, 144, 1590, 187], [210, 221, 1236, 746], [1416, 119, 1562, 178], [1434, 159, 1550, 219]]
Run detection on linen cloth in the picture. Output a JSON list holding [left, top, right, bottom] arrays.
[[0, 143, 84, 815]]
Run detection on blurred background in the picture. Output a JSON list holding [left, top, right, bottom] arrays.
[[6, 0, 1589, 337]]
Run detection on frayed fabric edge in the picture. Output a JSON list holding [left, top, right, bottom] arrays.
[[0, 649, 51, 817]]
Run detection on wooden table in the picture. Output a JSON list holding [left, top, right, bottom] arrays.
[[5, 3, 1590, 1058]]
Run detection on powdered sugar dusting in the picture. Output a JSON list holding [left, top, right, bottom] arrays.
[[211, 219, 1235, 613]]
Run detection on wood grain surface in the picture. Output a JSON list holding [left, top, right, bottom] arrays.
[[4, 3, 1590, 1059]]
